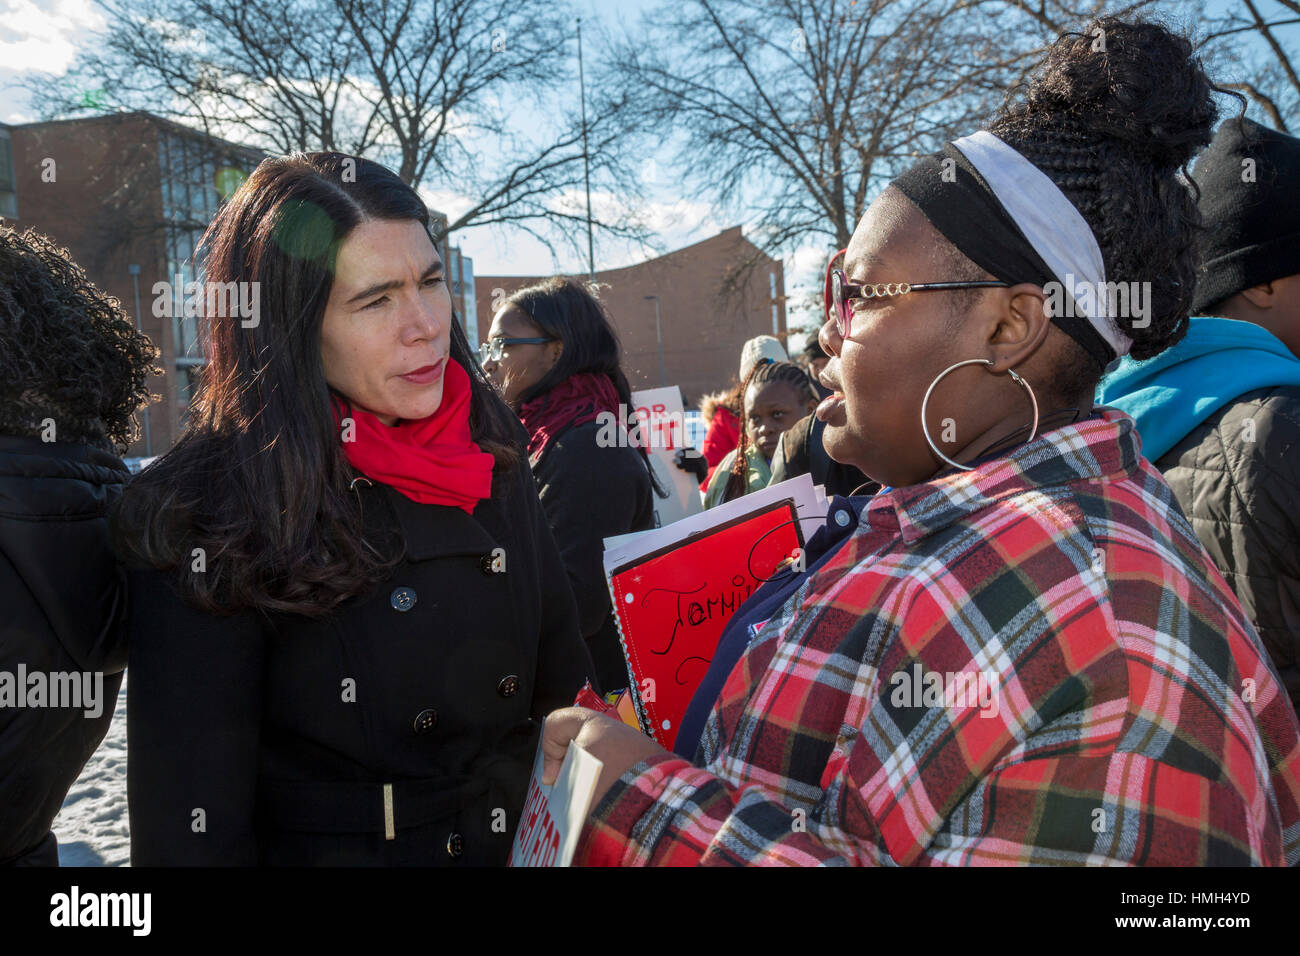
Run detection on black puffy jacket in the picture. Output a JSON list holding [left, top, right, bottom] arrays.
[[0, 435, 129, 865], [1156, 385, 1300, 714]]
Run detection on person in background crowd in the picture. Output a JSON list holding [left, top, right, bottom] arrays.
[[113, 153, 592, 866], [0, 225, 157, 866], [1098, 117, 1300, 716], [482, 278, 660, 692], [800, 331, 833, 400], [694, 335, 788, 490], [542, 18, 1300, 866], [770, 299, 876, 498], [768, 413, 876, 499], [703, 359, 817, 508]]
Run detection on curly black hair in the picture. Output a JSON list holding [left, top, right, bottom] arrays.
[[0, 224, 159, 452], [982, 16, 1231, 397]]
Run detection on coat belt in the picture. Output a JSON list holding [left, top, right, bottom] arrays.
[[257, 775, 492, 836]]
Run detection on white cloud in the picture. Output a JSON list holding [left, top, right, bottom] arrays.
[[418, 187, 478, 225], [782, 241, 835, 336], [0, 0, 105, 74], [787, 242, 836, 276], [437, 185, 725, 277]]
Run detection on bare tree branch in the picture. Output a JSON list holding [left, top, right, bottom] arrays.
[[1221, 80, 1291, 131], [23, 0, 653, 255], [1243, 0, 1300, 100]]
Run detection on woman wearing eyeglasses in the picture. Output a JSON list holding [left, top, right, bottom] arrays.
[[539, 18, 1300, 866], [482, 278, 661, 692], [112, 153, 594, 866]]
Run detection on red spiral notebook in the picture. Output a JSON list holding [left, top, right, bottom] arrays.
[[604, 488, 814, 747]]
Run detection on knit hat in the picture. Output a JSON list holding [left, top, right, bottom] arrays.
[[801, 334, 828, 362], [1190, 118, 1300, 315], [739, 335, 788, 381]]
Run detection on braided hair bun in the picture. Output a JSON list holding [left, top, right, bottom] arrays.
[[989, 16, 1223, 362]]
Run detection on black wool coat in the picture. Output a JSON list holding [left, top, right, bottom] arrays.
[[530, 420, 654, 692], [0, 435, 129, 866], [769, 414, 878, 499], [118, 455, 594, 866]]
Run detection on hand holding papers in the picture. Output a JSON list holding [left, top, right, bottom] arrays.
[[508, 724, 604, 868]]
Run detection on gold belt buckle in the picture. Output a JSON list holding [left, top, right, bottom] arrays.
[[383, 783, 395, 840]]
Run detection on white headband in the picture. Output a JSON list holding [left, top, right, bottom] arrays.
[[951, 130, 1133, 359]]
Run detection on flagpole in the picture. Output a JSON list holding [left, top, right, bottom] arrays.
[[577, 16, 596, 283]]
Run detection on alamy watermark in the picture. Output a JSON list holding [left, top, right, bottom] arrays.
[[0, 665, 105, 718], [50, 886, 150, 936], [595, 403, 685, 450], [889, 663, 1000, 719], [152, 275, 261, 328], [1043, 274, 1151, 329]]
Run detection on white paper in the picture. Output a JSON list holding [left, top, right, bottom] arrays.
[[507, 734, 604, 868]]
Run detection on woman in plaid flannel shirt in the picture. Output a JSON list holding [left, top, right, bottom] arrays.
[[541, 18, 1300, 866]]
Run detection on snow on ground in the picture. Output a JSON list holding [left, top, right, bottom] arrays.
[[51, 673, 130, 866]]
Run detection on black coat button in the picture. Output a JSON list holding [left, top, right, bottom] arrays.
[[390, 586, 416, 612], [413, 708, 438, 734], [446, 832, 464, 858], [497, 675, 520, 698], [479, 553, 502, 575]]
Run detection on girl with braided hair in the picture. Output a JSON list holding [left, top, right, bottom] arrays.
[[702, 358, 817, 508]]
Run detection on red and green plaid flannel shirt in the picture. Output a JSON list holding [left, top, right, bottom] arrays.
[[575, 409, 1300, 866]]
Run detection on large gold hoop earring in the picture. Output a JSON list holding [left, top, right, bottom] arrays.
[[921, 359, 1039, 472]]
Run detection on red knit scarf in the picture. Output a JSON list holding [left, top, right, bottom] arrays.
[[517, 371, 623, 462], [332, 358, 494, 512]]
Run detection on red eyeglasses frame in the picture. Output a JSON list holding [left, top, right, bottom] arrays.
[[822, 247, 1011, 339]]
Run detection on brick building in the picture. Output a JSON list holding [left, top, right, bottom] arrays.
[[2, 112, 471, 457], [3, 112, 267, 456], [473, 227, 787, 406]]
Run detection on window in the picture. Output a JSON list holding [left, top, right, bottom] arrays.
[[0, 130, 17, 219], [157, 129, 253, 375], [0, 133, 13, 190]]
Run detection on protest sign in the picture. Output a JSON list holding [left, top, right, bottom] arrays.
[[507, 731, 604, 868], [602, 476, 825, 747], [630, 386, 702, 527]]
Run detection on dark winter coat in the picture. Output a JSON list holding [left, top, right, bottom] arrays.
[[1155, 385, 1300, 714], [698, 401, 740, 491], [768, 413, 878, 499], [117, 455, 594, 866], [0, 435, 129, 866], [531, 420, 654, 691]]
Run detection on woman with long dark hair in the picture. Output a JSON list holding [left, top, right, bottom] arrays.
[[112, 153, 593, 866], [481, 277, 661, 691], [542, 18, 1300, 866]]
